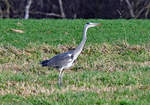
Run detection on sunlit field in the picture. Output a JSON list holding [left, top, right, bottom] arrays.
[[0, 19, 150, 105]]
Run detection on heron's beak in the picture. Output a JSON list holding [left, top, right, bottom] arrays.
[[96, 23, 101, 26]]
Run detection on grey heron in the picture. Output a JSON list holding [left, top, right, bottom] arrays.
[[40, 22, 101, 86]]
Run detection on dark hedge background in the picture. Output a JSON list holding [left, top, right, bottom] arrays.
[[0, 0, 150, 19]]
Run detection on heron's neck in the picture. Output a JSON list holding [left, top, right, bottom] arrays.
[[74, 26, 88, 55]]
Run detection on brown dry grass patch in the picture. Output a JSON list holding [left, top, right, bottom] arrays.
[[0, 42, 150, 72]]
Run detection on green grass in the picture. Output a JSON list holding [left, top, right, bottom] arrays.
[[0, 19, 150, 105], [1, 19, 150, 48]]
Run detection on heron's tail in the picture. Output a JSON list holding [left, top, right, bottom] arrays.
[[40, 60, 49, 67]]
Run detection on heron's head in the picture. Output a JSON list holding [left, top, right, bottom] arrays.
[[85, 22, 101, 28]]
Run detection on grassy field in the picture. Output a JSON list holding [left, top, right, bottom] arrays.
[[0, 19, 150, 105]]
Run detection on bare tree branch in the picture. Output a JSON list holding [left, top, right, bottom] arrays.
[[0, 6, 3, 18], [116, 9, 122, 18], [125, 0, 135, 18], [145, 3, 150, 18], [25, 0, 32, 19], [135, 7, 145, 18], [58, 0, 66, 18], [29, 11, 63, 18], [4, 0, 10, 18], [73, 13, 77, 19]]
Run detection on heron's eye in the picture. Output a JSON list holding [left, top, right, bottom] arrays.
[[86, 22, 90, 24]]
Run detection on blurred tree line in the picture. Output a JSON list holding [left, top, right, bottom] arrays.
[[0, 0, 150, 19]]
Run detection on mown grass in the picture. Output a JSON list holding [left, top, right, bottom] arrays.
[[1, 19, 150, 48], [0, 19, 150, 105]]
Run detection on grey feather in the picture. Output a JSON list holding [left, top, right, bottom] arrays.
[[46, 51, 74, 69]]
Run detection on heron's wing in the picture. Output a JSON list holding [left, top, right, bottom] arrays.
[[47, 51, 74, 68]]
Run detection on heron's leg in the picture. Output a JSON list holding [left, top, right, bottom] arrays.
[[58, 68, 64, 87]]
